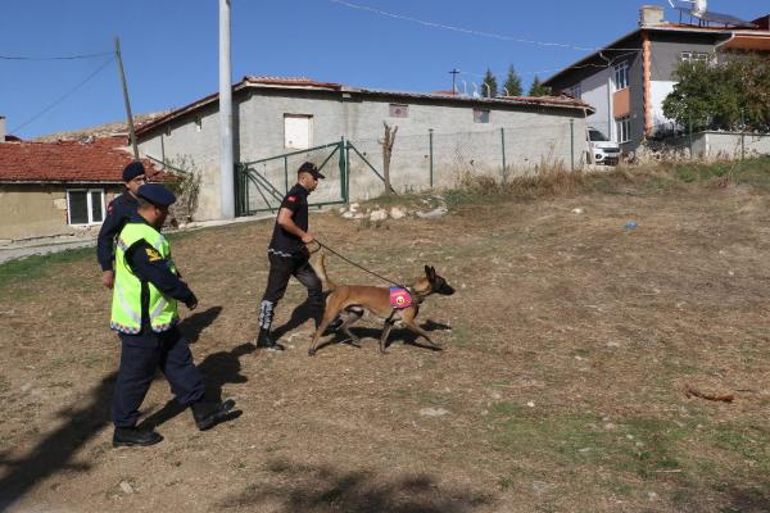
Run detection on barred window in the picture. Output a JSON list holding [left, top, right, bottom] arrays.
[[473, 109, 490, 123], [616, 116, 631, 144], [67, 189, 105, 225], [681, 51, 710, 63], [389, 104, 409, 118], [614, 61, 630, 90]]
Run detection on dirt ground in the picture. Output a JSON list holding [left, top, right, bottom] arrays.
[[1, 179, 769, 512]]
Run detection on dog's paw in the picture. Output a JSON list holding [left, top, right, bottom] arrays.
[[308, 348, 317, 357]]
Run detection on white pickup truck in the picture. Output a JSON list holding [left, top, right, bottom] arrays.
[[588, 128, 620, 166]]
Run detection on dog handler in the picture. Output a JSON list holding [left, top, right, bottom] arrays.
[[97, 161, 148, 290], [256, 162, 341, 350], [110, 183, 235, 447]]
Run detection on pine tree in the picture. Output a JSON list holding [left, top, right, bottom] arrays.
[[482, 68, 498, 98], [528, 75, 551, 97], [503, 64, 523, 96]]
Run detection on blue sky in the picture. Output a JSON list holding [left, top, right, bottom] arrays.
[[0, 0, 762, 139]]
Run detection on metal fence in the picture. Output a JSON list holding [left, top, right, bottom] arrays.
[[236, 121, 585, 215]]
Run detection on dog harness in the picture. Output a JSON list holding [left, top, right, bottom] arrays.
[[389, 287, 412, 309]]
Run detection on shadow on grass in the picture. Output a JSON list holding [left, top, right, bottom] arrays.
[[140, 306, 250, 429], [0, 373, 116, 511], [721, 485, 770, 513], [0, 305, 230, 509], [220, 459, 491, 512], [310, 320, 452, 355]]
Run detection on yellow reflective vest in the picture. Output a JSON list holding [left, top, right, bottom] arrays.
[[110, 222, 179, 334]]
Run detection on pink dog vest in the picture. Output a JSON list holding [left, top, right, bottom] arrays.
[[390, 287, 412, 309]]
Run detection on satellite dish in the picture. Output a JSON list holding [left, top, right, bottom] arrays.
[[667, 0, 757, 27]]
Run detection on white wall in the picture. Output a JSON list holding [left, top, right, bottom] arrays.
[[580, 66, 614, 140], [650, 80, 676, 133]]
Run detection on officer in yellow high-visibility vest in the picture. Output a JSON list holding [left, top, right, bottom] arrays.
[[110, 183, 237, 447]]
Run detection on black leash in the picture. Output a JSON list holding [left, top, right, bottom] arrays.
[[314, 240, 407, 290]]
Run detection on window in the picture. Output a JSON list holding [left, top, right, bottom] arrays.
[[473, 108, 490, 123], [681, 51, 710, 63], [389, 104, 409, 118], [67, 189, 105, 226], [284, 114, 313, 149], [614, 61, 630, 90], [194, 116, 203, 132], [616, 116, 631, 144]]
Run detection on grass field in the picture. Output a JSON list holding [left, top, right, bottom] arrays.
[[1, 160, 769, 512]]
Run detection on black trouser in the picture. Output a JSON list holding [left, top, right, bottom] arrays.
[[112, 326, 205, 428], [259, 250, 324, 330]]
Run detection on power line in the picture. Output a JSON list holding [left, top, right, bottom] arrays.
[[328, 0, 642, 52], [10, 56, 115, 135], [0, 51, 114, 61]]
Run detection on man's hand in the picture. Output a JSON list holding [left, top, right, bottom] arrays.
[[102, 270, 115, 289], [185, 292, 199, 311], [301, 233, 315, 244]]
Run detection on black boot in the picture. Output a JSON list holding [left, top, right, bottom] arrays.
[[191, 399, 237, 431], [112, 426, 163, 447], [256, 328, 284, 350]]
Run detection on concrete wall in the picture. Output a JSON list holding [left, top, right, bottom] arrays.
[[694, 132, 770, 159], [648, 32, 722, 81], [139, 90, 589, 219], [0, 185, 121, 241]]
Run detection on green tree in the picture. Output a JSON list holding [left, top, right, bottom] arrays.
[[528, 75, 550, 97], [663, 54, 770, 132], [503, 64, 523, 96], [482, 68, 498, 98]]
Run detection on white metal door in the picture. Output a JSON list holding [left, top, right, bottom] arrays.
[[284, 115, 312, 149]]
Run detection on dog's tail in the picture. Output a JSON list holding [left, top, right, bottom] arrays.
[[312, 251, 337, 291]]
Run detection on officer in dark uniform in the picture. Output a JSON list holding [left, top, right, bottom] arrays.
[[256, 162, 341, 349], [110, 183, 236, 447], [97, 161, 147, 289]]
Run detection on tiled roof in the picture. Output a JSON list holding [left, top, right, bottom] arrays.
[[0, 136, 164, 183], [136, 76, 593, 136], [244, 76, 344, 89]]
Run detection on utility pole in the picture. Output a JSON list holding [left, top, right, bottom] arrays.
[[219, 0, 235, 219], [449, 68, 460, 95], [114, 37, 139, 160]]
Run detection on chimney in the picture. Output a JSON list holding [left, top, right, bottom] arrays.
[[0, 116, 5, 142], [640, 5, 665, 27]]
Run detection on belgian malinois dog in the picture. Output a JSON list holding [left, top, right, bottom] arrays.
[[308, 252, 455, 355]]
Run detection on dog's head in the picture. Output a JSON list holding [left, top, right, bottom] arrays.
[[421, 265, 455, 296]]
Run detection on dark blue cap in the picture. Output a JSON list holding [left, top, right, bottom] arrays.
[[137, 184, 176, 207], [122, 161, 146, 182], [298, 161, 325, 180]]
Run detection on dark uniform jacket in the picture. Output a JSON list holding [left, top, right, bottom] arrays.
[[267, 183, 310, 258], [97, 191, 138, 272]]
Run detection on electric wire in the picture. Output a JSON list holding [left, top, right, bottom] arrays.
[[0, 51, 114, 61], [328, 0, 643, 52], [10, 56, 115, 134]]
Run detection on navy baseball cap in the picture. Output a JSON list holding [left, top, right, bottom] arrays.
[[122, 161, 146, 182], [298, 161, 325, 180], [137, 184, 176, 207]]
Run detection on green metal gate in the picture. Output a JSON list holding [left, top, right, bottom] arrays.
[[235, 140, 349, 216]]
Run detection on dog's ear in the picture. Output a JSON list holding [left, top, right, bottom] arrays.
[[425, 265, 436, 281]]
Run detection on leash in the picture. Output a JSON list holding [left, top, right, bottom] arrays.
[[314, 240, 407, 290]]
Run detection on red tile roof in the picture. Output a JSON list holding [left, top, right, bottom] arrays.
[[0, 136, 164, 183], [244, 76, 344, 89]]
